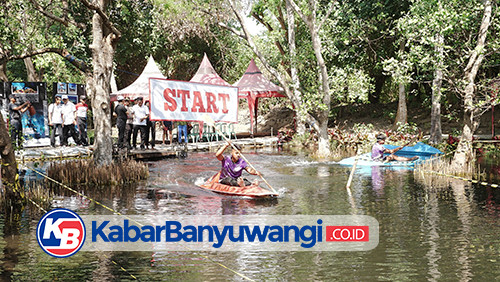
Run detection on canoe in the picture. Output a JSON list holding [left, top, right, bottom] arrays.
[[338, 142, 442, 168], [338, 153, 421, 167], [198, 172, 279, 198]]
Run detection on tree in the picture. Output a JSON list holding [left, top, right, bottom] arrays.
[[452, 0, 493, 171], [0, 114, 23, 202], [28, 0, 121, 166]]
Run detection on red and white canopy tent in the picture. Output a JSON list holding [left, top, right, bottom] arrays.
[[234, 59, 286, 134], [190, 53, 232, 87], [110, 55, 166, 102]]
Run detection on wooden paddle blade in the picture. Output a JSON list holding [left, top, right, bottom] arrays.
[[201, 114, 215, 127]]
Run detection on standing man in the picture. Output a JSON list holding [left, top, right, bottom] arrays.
[[145, 100, 155, 149], [8, 95, 30, 149], [124, 98, 134, 149], [61, 95, 80, 146], [48, 96, 63, 147], [75, 95, 89, 146], [131, 97, 149, 150], [114, 96, 127, 148]]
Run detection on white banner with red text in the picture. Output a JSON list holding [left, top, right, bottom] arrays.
[[149, 79, 238, 123]]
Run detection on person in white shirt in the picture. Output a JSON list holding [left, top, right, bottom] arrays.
[[131, 96, 149, 150], [48, 96, 63, 147], [61, 95, 81, 146]]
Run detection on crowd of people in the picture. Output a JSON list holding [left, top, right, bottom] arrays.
[[114, 95, 191, 150], [5, 93, 195, 150], [47, 94, 89, 147]]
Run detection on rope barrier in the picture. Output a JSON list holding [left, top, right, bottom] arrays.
[[24, 165, 255, 282], [416, 169, 499, 188], [414, 146, 499, 188], [17, 154, 93, 163]]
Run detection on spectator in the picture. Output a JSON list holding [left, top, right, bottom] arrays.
[[75, 95, 89, 146], [61, 95, 80, 146], [124, 98, 133, 149], [162, 120, 173, 145], [131, 97, 149, 150], [144, 101, 156, 149], [8, 95, 30, 149], [177, 121, 188, 144], [48, 96, 63, 147], [114, 96, 127, 148]]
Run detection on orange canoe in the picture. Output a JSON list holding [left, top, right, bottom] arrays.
[[198, 172, 278, 198]]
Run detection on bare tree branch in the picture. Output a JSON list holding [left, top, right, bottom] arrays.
[[318, 1, 336, 30], [217, 22, 246, 39], [288, 0, 308, 25], [28, 0, 86, 30], [0, 47, 88, 72]]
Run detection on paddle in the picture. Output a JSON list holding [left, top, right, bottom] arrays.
[[346, 148, 360, 190], [201, 115, 278, 194]]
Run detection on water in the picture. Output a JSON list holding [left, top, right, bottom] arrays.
[[1, 151, 499, 281]]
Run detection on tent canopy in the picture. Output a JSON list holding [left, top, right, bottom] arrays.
[[233, 59, 286, 134], [190, 53, 232, 86], [110, 55, 166, 101], [235, 58, 284, 97]]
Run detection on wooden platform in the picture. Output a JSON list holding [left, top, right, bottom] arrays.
[[126, 136, 279, 161]]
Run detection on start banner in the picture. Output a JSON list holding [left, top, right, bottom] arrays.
[[149, 79, 239, 123]]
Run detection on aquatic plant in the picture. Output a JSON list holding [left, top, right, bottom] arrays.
[[46, 159, 149, 186]]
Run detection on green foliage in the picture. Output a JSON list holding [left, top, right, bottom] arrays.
[[394, 122, 419, 135], [2, 0, 90, 82]]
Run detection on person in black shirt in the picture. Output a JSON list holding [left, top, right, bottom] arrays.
[[8, 95, 30, 149], [145, 100, 155, 149], [114, 96, 128, 148]]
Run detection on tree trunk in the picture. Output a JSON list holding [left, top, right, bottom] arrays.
[[309, 25, 331, 159], [393, 41, 407, 128], [89, 0, 117, 166], [0, 62, 8, 82], [286, 0, 306, 135], [0, 114, 23, 202], [452, 0, 492, 171], [430, 19, 444, 144], [430, 34, 444, 144], [227, 0, 319, 138], [24, 57, 40, 81], [394, 82, 407, 127], [430, 66, 443, 144]]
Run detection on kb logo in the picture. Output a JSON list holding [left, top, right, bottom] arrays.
[[36, 209, 86, 258]]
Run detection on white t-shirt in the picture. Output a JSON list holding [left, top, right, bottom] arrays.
[[48, 103, 63, 124], [61, 101, 76, 125], [75, 103, 88, 118], [132, 104, 149, 126]]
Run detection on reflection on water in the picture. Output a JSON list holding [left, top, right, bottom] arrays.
[[0, 151, 499, 281]]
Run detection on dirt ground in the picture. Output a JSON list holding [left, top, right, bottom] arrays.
[[237, 102, 500, 137]]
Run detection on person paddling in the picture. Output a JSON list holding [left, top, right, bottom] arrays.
[[215, 141, 261, 187], [371, 134, 419, 162]]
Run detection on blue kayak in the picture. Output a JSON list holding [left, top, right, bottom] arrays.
[[338, 142, 442, 168]]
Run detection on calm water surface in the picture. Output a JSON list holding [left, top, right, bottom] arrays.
[[0, 150, 499, 281]]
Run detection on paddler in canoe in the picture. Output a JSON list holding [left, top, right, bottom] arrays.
[[372, 134, 419, 162], [215, 141, 262, 187]]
